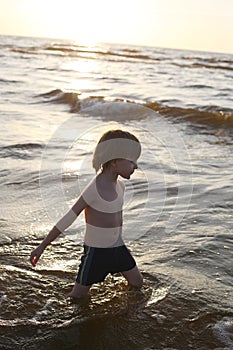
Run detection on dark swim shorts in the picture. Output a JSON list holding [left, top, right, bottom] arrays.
[[76, 244, 136, 286]]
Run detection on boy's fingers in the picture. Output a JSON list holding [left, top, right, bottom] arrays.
[[32, 257, 37, 267], [30, 253, 38, 267]]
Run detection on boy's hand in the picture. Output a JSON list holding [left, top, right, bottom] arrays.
[[30, 246, 44, 267]]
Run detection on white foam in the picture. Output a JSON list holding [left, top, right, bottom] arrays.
[[213, 317, 233, 349], [146, 286, 170, 306], [80, 99, 155, 121]]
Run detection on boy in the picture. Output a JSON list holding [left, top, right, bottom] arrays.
[[30, 129, 143, 300]]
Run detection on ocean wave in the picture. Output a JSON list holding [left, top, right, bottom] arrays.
[[2, 142, 43, 150], [37, 89, 233, 128], [3, 41, 233, 68], [2, 42, 155, 63], [146, 101, 233, 128], [0, 78, 20, 84], [38, 89, 81, 112], [182, 55, 233, 65], [183, 84, 214, 89], [44, 44, 153, 61], [173, 61, 233, 72], [5, 173, 41, 187], [2, 39, 233, 75], [191, 62, 233, 71], [0, 142, 44, 160]]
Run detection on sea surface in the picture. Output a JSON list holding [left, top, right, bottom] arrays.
[[0, 35, 233, 350]]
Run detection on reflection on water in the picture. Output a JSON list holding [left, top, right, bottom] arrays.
[[0, 238, 232, 349]]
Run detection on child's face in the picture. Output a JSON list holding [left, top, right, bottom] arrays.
[[115, 159, 138, 179]]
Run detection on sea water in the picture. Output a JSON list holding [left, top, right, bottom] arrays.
[[0, 35, 233, 349]]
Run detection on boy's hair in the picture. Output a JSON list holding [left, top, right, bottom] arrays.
[[92, 129, 141, 172]]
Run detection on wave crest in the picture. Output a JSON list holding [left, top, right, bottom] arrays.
[[37, 89, 233, 129]]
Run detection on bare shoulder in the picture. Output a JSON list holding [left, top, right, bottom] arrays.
[[80, 176, 98, 203]]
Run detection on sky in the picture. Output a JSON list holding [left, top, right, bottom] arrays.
[[0, 0, 232, 54]]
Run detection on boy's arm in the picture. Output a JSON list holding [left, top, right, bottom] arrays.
[[30, 196, 87, 266], [55, 195, 87, 232]]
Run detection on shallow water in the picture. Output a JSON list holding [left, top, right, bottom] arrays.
[[0, 35, 233, 349]]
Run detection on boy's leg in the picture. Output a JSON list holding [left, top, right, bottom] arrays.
[[68, 282, 91, 298], [121, 265, 143, 289]]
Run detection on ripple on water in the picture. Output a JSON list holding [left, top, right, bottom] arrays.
[[0, 266, 164, 328]]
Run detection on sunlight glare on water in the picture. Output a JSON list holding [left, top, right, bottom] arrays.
[[0, 35, 232, 350]]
